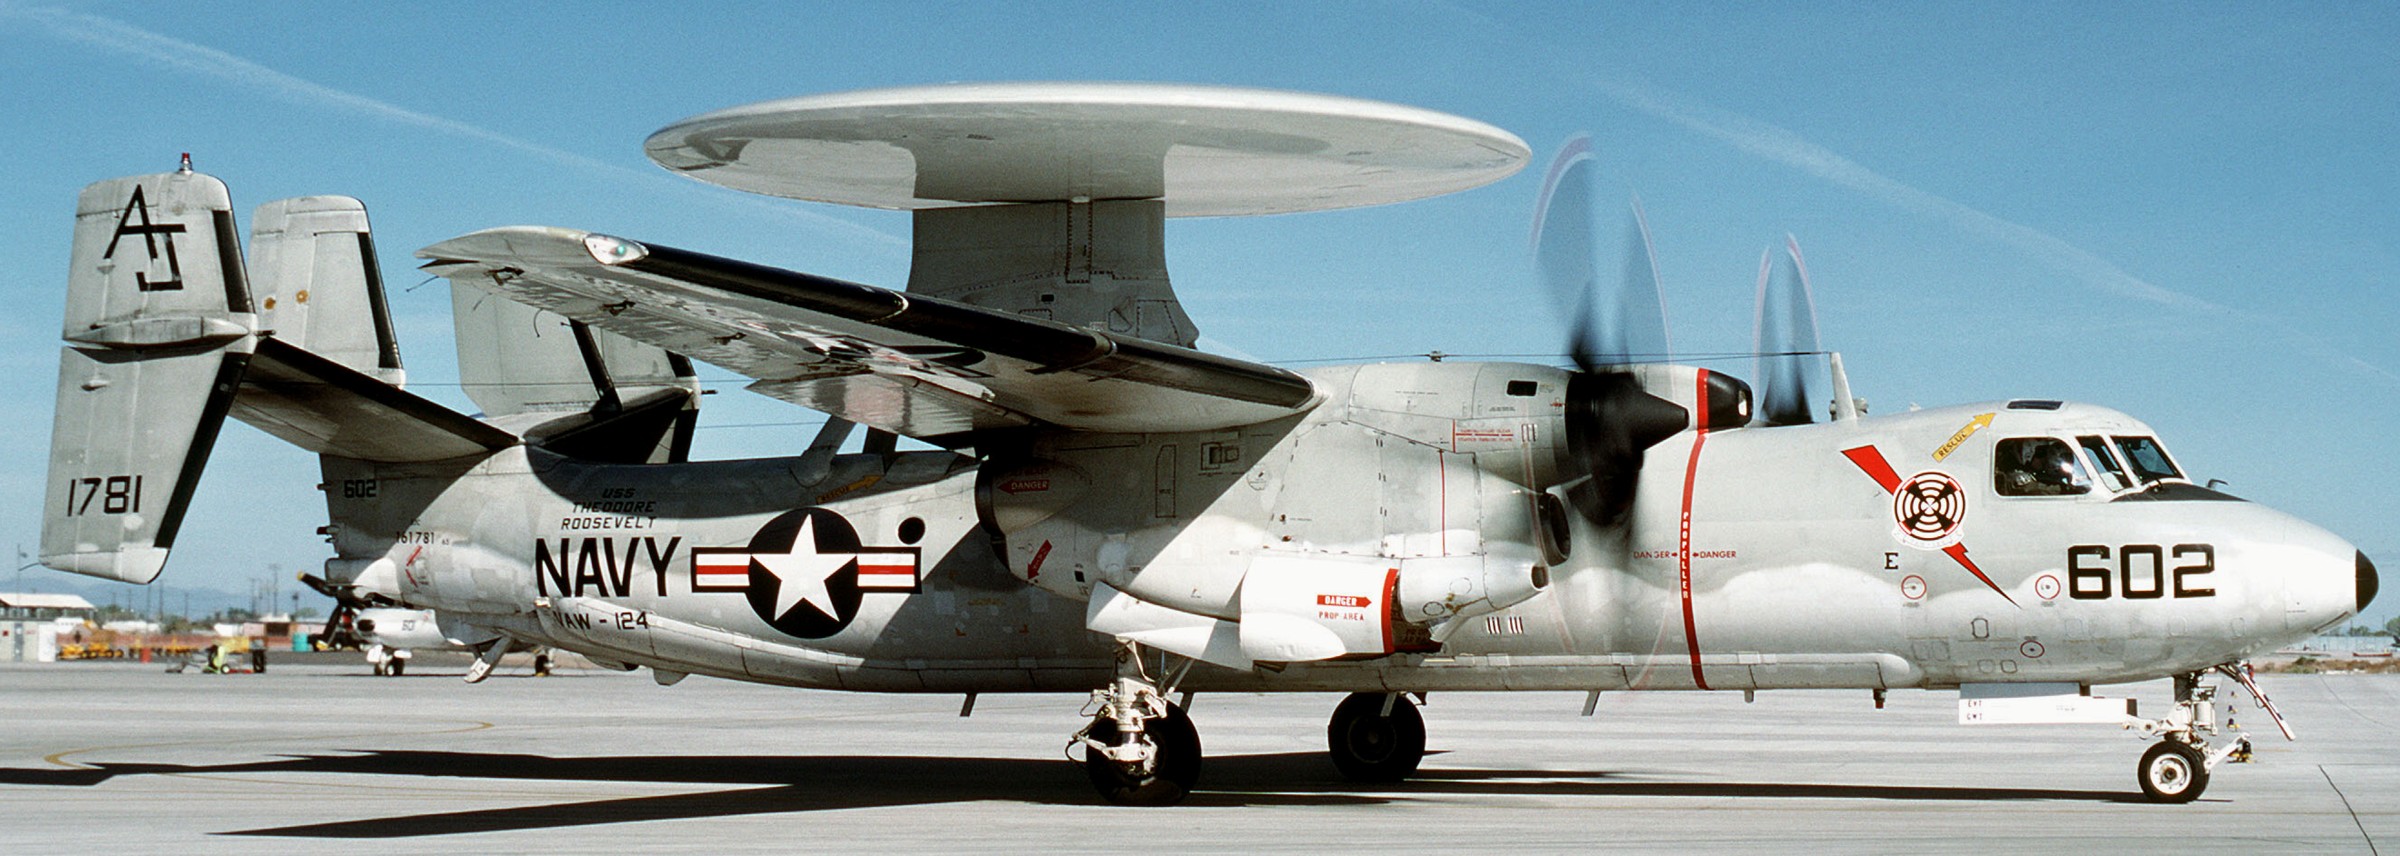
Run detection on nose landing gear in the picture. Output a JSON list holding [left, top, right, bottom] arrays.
[[2128, 663, 2287, 803]]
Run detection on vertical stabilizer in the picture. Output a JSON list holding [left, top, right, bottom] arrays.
[[44, 168, 258, 583], [250, 196, 403, 385], [452, 287, 699, 462]]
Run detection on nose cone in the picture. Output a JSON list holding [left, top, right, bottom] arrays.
[[2362, 551, 2381, 614]]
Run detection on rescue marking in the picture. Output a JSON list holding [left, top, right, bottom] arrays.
[[1932, 412, 1994, 462], [1025, 540, 1053, 581]]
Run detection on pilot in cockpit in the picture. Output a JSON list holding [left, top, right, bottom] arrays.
[[1996, 437, 2087, 497]]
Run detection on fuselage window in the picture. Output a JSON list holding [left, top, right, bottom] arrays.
[[1994, 437, 2091, 497], [2077, 435, 2132, 492], [2114, 435, 2183, 483]]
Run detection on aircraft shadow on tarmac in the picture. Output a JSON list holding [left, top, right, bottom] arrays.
[[0, 750, 2145, 837]]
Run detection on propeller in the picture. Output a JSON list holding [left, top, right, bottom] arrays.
[[1532, 137, 1692, 528], [1751, 235, 1823, 426]]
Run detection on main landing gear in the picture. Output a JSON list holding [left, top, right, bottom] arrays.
[[1071, 642, 1437, 805], [1073, 641, 1202, 806], [1327, 692, 1427, 782], [2128, 663, 2289, 803]]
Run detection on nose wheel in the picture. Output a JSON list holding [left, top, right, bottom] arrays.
[[2137, 740, 2209, 803], [2127, 664, 2282, 803]]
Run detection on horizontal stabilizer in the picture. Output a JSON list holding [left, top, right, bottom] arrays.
[[231, 336, 516, 462]]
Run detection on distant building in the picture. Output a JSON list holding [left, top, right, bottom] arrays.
[[2, 593, 97, 663]]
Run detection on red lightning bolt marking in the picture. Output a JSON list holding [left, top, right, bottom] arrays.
[[1840, 445, 2019, 607]]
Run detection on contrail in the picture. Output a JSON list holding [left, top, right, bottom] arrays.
[[1570, 76, 2397, 386], [1581, 77, 2207, 311], [1426, 2, 2393, 384], [4, 4, 907, 255]]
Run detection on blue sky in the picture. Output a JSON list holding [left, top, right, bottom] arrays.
[[2, 2, 2392, 626]]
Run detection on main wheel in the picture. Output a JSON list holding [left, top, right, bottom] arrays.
[[385, 657, 406, 677], [1084, 701, 1201, 806], [2138, 740, 2209, 803], [1328, 692, 1426, 782]]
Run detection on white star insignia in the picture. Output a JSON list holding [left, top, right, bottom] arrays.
[[751, 516, 853, 622]]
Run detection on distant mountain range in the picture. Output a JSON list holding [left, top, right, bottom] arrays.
[[6, 568, 318, 619]]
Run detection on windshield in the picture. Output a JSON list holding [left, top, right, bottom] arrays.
[[1994, 437, 2090, 497], [2077, 436, 2132, 492], [2113, 436, 2183, 484]]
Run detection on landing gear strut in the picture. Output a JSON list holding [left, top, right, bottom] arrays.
[[2128, 663, 2286, 803], [1328, 692, 1426, 782], [1073, 640, 1201, 806]]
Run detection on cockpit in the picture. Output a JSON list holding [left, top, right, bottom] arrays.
[[1993, 432, 2218, 500]]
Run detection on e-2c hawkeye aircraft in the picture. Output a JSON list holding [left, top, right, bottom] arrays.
[[43, 84, 2375, 805]]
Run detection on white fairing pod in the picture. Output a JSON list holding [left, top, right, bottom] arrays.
[[325, 555, 401, 600], [1235, 551, 1548, 663], [1238, 555, 1392, 662]]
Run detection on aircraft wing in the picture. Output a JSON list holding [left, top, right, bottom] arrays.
[[416, 227, 1318, 440]]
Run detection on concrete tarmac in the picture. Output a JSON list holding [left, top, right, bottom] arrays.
[[3, 660, 2392, 854]]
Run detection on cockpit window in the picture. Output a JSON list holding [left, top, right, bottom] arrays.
[[2077, 435, 2132, 492], [2113, 436, 2183, 483], [1994, 437, 2091, 497]]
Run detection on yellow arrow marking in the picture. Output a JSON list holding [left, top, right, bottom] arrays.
[[1933, 412, 1995, 462]]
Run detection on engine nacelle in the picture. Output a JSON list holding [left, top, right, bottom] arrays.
[[1391, 554, 1548, 628]]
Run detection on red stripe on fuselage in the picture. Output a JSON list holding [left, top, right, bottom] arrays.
[[1679, 369, 1712, 690]]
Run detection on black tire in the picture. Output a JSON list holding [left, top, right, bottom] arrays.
[[1083, 701, 1201, 806], [2138, 740, 2208, 803], [1328, 692, 1426, 782], [386, 658, 406, 677]]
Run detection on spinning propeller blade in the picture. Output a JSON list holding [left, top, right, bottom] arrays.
[[1752, 236, 1824, 426], [1532, 138, 1688, 528]]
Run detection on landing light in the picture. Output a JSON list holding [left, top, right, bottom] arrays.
[[583, 233, 649, 266]]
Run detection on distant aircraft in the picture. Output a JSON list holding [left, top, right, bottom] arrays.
[[301, 573, 540, 677], [41, 84, 2373, 805]]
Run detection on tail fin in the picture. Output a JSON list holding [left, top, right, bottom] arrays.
[[44, 171, 517, 584], [230, 193, 514, 461], [249, 196, 404, 384], [43, 168, 257, 583], [452, 288, 699, 463]]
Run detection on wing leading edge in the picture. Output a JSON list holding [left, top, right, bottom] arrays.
[[416, 227, 1318, 440]]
